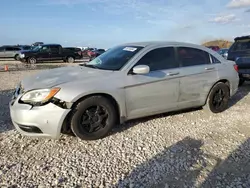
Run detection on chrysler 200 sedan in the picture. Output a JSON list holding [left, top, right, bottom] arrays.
[[9, 41, 239, 140]]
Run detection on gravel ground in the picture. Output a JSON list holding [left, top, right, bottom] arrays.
[[0, 67, 250, 188], [0, 59, 87, 72]]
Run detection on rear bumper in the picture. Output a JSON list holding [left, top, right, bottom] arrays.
[[230, 74, 239, 97], [239, 73, 250, 81]]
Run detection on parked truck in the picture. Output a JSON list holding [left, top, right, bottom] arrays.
[[19, 44, 82, 64], [227, 35, 250, 86]]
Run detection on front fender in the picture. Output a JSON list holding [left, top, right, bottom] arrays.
[[54, 88, 127, 119]]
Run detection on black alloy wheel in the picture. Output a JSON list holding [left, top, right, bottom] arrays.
[[81, 105, 108, 133], [204, 82, 230, 113], [70, 96, 117, 140]]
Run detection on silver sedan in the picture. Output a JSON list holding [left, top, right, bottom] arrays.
[[9, 41, 239, 140]]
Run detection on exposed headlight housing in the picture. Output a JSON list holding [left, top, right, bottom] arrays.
[[20, 88, 60, 104]]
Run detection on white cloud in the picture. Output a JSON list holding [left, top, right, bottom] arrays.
[[209, 14, 238, 24], [242, 24, 250, 27], [227, 0, 250, 8], [41, 0, 187, 25]]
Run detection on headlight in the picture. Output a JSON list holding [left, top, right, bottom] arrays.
[[20, 54, 25, 58], [20, 88, 60, 103]]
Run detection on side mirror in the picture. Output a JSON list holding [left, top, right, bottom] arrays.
[[132, 65, 150, 75]]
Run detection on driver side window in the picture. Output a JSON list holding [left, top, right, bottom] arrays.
[[134, 47, 178, 71], [40, 46, 50, 52]]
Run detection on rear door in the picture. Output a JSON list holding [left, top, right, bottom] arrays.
[[5, 47, 18, 58], [176, 46, 219, 108], [49, 45, 62, 60]]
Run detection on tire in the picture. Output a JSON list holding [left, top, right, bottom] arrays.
[[203, 82, 230, 113], [70, 96, 118, 140], [67, 56, 75, 63], [239, 78, 245, 86], [27, 57, 37, 64]]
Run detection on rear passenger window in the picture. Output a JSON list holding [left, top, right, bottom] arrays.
[[135, 47, 178, 71], [177, 47, 211, 67], [211, 55, 221, 64], [13, 47, 21, 51], [5, 47, 14, 51], [50, 46, 59, 52]]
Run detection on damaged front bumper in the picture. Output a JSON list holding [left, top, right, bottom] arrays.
[[9, 92, 71, 139]]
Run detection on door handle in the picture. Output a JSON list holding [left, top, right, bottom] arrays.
[[167, 72, 179, 76], [205, 67, 215, 70]]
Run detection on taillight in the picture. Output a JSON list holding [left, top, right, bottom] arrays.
[[234, 64, 238, 72]]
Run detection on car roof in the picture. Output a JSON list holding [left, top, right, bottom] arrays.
[[42, 44, 61, 46], [119, 41, 207, 48], [234, 35, 250, 41]]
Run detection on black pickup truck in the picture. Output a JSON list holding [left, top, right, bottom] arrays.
[[227, 35, 250, 86], [19, 44, 82, 64]]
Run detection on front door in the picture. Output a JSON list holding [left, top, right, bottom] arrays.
[[176, 46, 219, 108], [36, 46, 50, 61], [124, 46, 181, 119]]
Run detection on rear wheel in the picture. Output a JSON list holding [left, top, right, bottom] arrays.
[[70, 96, 117, 140], [67, 56, 75, 63], [203, 82, 230, 113]]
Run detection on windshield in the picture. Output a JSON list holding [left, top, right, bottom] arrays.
[[32, 46, 42, 51], [84, 45, 143, 70]]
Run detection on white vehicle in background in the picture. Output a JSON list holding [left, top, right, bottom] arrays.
[[77, 47, 89, 51]]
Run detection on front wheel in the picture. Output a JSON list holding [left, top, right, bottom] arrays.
[[70, 96, 118, 140], [203, 82, 230, 113], [27, 57, 37, 64]]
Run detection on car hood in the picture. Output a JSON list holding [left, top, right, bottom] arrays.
[[20, 50, 35, 53], [21, 66, 114, 91]]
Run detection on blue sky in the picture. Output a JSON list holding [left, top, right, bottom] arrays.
[[1, 0, 250, 48]]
